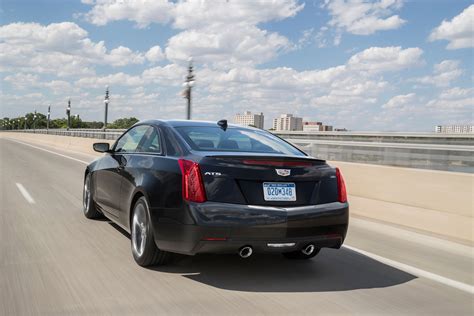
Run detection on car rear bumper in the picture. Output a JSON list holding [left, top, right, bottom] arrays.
[[152, 201, 349, 255]]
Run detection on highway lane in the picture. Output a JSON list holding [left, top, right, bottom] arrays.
[[0, 137, 472, 315]]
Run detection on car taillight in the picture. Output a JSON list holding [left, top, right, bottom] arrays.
[[178, 159, 207, 203], [336, 167, 347, 203]]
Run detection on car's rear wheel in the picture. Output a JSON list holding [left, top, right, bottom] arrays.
[[83, 173, 102, 219], [282, 244, 321, 260], [131, 196, 169, 266]]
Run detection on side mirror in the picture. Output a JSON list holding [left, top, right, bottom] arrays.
[[93, 142, 110, 153]]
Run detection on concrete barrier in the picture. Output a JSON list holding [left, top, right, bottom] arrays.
[[1, 132, 115, 156], [2, 132, 472, 244], [331, 161, 473, 244]]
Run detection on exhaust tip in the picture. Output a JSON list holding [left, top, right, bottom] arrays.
[[302, 244, 315, 256], [238, 246, 253, 258]]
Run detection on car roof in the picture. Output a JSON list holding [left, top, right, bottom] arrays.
[[139, 119, 254, 129]]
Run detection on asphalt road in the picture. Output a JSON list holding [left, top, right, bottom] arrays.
[[1, 137, 473, 315]]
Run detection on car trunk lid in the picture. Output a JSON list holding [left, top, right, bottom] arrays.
[[198, 155, 338, 206]]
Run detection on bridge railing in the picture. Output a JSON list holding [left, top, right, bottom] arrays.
[[3, 129, 473, 173], [6, 128, 126, 140]]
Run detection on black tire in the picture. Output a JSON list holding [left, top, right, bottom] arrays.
[[131, 197, 170, 267], [83, 173, 102, 219], [282, 246, 321, 260]]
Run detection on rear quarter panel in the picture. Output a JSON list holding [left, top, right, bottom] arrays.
[[120, 154, 191, 231]]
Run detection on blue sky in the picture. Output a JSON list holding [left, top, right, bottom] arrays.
[[1, 0, 472, 131]]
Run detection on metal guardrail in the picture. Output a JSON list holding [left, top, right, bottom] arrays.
[[6, 129, 126, 140], [276, 131, 474, 145], [277, 132, 474, 173], [3, 129, 473, 173], [291, 140, 473, 173]]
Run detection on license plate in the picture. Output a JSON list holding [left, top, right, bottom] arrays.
[[263, 182, 296, 201]]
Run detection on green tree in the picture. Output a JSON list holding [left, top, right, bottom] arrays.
[[24, 112, 47, 129], [108, 117, 139, 129], [0, 117, 11, 130], [83, 121, 104, 129], [49, 118, 67, 129]]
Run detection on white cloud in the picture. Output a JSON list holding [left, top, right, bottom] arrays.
[[0, 22, 145, 76], [145, 45, 165, 63], [173, 0, 304, 29], [320, 0, 406, 45], [191, 46, 419, 110], [429, 5, 474, 49], [298, 65, 347, 86], [414, 60, 462, 87], [75, 72, 143, 88], [75, 63, 187, 89], [142, 64, 186, 85], [4, 73, 73, 94], [106, 46, 145, 66], [4, 73, 39, 89], [81, 1, 303, 68], [166, 1, 303, 67], [348, 46, 424, 73], [0, 92, 49, 117], [311, 77, 387, 107], [81, 0, 304, 29], [382, 93, 416, 109], [295, 28, 315, 49], [427, 87, 473, 109], [165, 25, 291, 67], [43, 80, 73, 94], [438, 87, 473, 100], [425, 87, 473, 124], [81, 0, 175, 28]]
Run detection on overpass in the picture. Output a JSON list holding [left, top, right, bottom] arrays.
[[0, 131, 472, 314]]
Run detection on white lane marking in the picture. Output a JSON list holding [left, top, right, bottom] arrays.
[[6, 139, 89, 165], [15, 183, 36, 204], [344, 245, 474, 294]]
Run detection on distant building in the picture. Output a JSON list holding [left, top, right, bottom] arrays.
[[303, 121, 333, 132], [435, 125, 473, 134], [323, 125, 333, 131], [303, 121, 322, 132], [234, 111, 264, 129], [272, 114, 303, 131]]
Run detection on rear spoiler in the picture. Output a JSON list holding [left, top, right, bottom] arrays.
[[204, 155, 326, 166]]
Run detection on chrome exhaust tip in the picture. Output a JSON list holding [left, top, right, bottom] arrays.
[[238, 246, 253, 258], [302, 244, 315, 256]]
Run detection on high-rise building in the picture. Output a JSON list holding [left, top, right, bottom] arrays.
[[234, 111, 264, 129], [435, 125, 473, 134], [272, 114, 303, 131]]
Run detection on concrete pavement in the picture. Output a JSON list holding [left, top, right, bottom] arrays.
[[0, 137, 473, 315]]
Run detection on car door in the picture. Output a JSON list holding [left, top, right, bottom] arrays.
[[118, 125, 162, 225], [94, 125, 149, 218]]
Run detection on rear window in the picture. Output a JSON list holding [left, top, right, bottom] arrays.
[[175, 126, 305, 156]]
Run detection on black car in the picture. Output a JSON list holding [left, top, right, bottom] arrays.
[[83, 120, 349, 266]]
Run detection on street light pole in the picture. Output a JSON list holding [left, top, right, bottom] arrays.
[[47, 105, 51, 133], [183, 58, 195, 120], [24, 115, 27, 130], [104, 85, 109, 131], [33, 110, 37, 133], [66, 99, 71, 131]]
